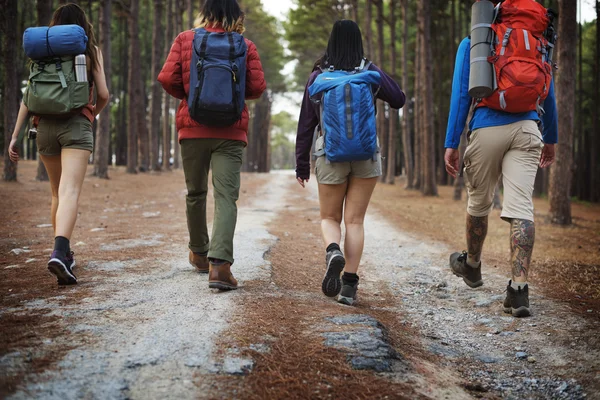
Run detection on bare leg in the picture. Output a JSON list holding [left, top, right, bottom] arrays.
[[318, 182, 348, 247], [466, 214, 488, 266], [343, 177, 378, 274], [509, 219, 535, 283], [39, 154, 62, 233], [55, 149, 90, 239]]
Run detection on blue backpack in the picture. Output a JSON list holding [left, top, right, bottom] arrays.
[[188, 28, 247, 127], [308, 60, 381, 163]]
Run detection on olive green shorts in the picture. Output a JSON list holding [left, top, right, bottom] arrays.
[[314, 136, 382, 185], [37, 115, 94, 156]]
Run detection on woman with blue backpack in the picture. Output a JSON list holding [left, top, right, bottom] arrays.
[[159, 0, 266, 291], [8, 3, 109, 285], [295, 20, 405, 305]]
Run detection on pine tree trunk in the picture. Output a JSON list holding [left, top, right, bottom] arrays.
[[375, 0, 387, 182], [386, 0, 397, 184], [351, 0, 358, 22], [2, 0, 18, 182], [418, 0, 437, 196], [365, 0, 373, 60], [127, 0, 141, 173], [252, 92, 272, 173], [94, 0, 112, 179], [592, 0, 600, 201], [116, 15, 128, 166], [173, 1, 184, 169], [401, 0, 414, 189], [412, 21, 422, 190], [163, 0, 173, 170], [149, 0, 164, 171], [549, 0, 576, 224]]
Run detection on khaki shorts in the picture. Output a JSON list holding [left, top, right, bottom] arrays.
[[463, 120, 543, 222], [37, 115, 94, 156], [314, 136, 382, 185]]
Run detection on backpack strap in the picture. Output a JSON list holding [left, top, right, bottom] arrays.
[[55, 60, 67, 88], [197, 31, 210, 60], [227, 33, 239, 82]]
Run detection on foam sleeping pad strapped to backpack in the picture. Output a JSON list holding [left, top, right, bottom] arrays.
[[23, 25, 88, 60], [476, 0, 554, 114], [188, 28, 248, 127], [308, 60, 381, 163], [23, 57, 90, 117]]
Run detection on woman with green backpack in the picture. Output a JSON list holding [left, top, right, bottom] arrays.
[[8, 4, 109, 285]]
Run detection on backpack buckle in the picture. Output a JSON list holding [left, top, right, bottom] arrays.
[[55, 60, 62, 71], [196, 60, 203, 73]]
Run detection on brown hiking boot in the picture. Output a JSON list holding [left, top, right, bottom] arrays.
[[449, 251, 483, 288], [504, 280, 531, 317], [189, 251, 209, 273], [208, 261, 238, 290]]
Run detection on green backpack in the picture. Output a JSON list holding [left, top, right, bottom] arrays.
[[23, 57, 90, 117]]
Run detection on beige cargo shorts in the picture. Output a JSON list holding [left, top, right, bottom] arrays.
[[463, 119, 543, 222], [314, 135, 382, 185]]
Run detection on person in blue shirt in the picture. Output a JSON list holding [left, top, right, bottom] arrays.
[[444, 36, 558, 318]]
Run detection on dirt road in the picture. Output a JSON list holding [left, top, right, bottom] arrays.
[[1, 165, 598, 399]]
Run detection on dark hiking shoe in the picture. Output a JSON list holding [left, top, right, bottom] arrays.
[[322, 249, 345, 297], [449, 251, 483, 288], [189, 251, 209, 273], [48, 250, 77, 285], [66, 251, 76, 270], [338, 281, 358, 306], [504, 280, 531, 317], [208, 261, 238, 290]]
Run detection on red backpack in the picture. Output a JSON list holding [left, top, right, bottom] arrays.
[[477, 0, 554, 114]]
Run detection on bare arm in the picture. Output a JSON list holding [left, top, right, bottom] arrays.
[[8, 102, 30, 162], [93, 47, 109, 117]]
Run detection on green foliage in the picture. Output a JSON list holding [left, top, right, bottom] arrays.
[[243, 0, 286, 92], [285, 0, 345, 89]]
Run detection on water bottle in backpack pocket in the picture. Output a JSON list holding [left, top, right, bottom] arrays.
[[308, 61, 381, 163], [188, 28, 248, 127]]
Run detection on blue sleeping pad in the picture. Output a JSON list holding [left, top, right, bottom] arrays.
[[23, 25, 88, 60]]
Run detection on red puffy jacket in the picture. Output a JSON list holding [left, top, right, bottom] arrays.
[[158, 25, 266, 144]]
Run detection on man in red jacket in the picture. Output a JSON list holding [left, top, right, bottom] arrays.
[[158, 0, 266, 290]]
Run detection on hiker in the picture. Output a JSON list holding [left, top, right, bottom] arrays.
[[158, 0, 266, 290], [295, 20, 405, 306], [8, 4, 109, 285], [444, 0, 558, 317]]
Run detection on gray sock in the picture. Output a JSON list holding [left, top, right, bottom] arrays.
[[512, 281, 528, 290], [466, 255, 481, 268]]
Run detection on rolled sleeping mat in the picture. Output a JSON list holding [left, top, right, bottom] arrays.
[[23, 24, 88, 60], [468, 0, 495, 99]]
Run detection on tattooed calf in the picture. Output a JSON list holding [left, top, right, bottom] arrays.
[[510, 219, 535, 280], [467, 215, 488, 263]]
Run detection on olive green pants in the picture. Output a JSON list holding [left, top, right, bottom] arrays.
[[180, 138, 244, 264]]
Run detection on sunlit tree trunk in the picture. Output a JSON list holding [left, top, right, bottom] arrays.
[[386, 0, 397, 184], [401, 0, 413, 189], [94, 0, 112, 179], [549, 0, 576, 224]]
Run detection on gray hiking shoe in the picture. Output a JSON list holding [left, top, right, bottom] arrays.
[[322, 249, 345, 297], [449, 251, 483, 288], [504, 280, 531, 317], [338, 282, 358, 306]]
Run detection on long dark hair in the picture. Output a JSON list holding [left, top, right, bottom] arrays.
[[50, 3, 99, 70], [196, 0, 245, 33], [317, 20, 365, 71]]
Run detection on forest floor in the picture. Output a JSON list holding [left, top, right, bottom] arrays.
[[1, 161, 599, 400]]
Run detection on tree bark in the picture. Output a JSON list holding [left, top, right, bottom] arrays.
[[127, 0, 141, 173], [418, 0, 437, 196], [173, 1, 184, 169], [401, 0, 413, 189], [351, 0, 358, 22], [2, 0, 18, 181], [94, 0, 112, 179], [375, 0, 387, 182], [365, 0, 373, 60], [163, 0, 174, 170], [149, 0, 165, 171], [412, 16, 422, 190], [116, 14, 128, 166], [592, 0, 600, 201], [187, 0, 194, 28], [386, 0, 397, 184], [549, 0, 576, 224]]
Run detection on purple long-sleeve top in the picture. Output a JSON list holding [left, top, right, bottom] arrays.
[[295, 63, 405, 180]]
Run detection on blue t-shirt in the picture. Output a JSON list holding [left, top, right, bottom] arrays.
[[445, 37, 558, 149]]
